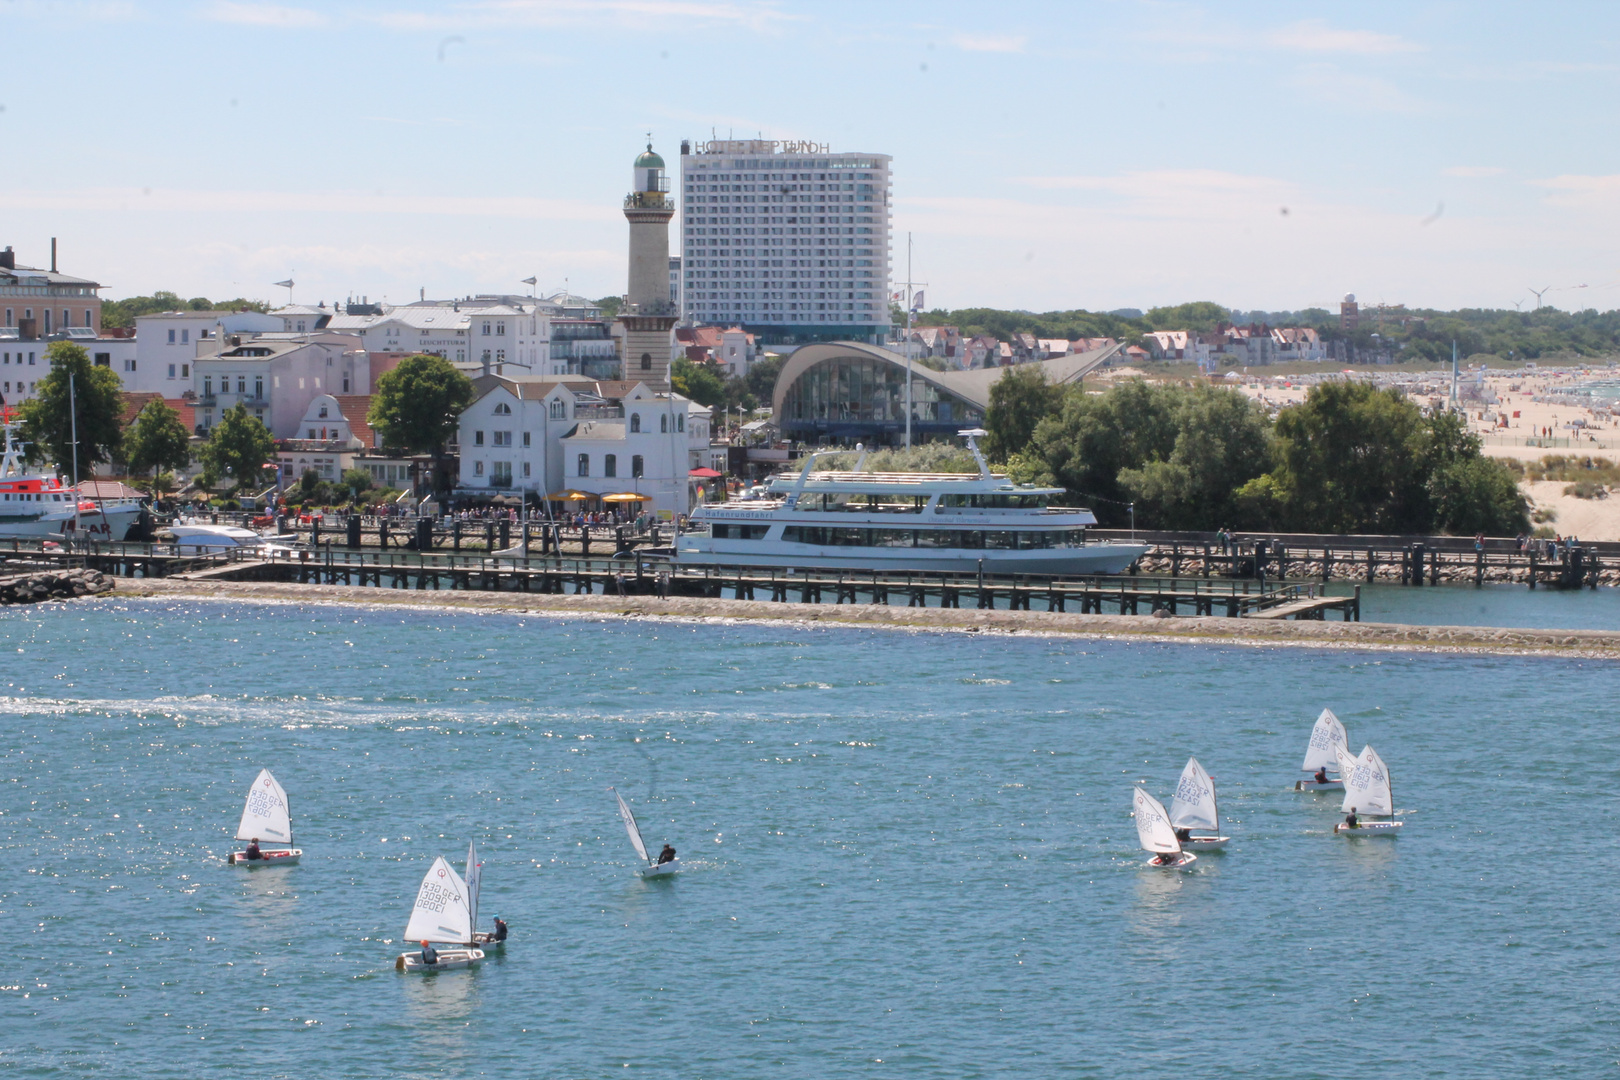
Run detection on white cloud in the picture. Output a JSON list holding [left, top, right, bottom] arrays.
[[951, 32, 1026, 54], [1443, 166, 1507, 178], [1265, 19, 1423, 55], [203, 2, 328, 28], [370, 0, 798, 34]]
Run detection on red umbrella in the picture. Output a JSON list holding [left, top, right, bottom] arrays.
[[688, 467, 723, 478]]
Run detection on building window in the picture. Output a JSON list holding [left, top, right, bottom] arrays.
[[549, 399, 566, 419], [182, 329, 189, 344], [660, 414, 668, 433], [630, 413, 641, 433], [256, 376, 264, 399], [482, 321, 491, 335], [678, 414, 685, 432], [640, 352, 651, 370], [182, 364, 189, 377], [577, 453, 589, 477], [203, 377, 212, 396], [496, 321, 505, 336], [474, 431, 485, 446], [493, 431, 512, 447], [632, 455, 643, 478], [168, 363, 176, 377], [308, 429, 317, 439], [124, 359, 136, 372], [318, 404, 329, 418], [604, 454, 617, 478], [496, 349, 505, 365], [474, 460, 484, 475], [522, 432, 531, 447], [168, 329, 176, 344], [523, 461, 531, 478], [342, 376, 350, 392], [493, 402, 511, 415]]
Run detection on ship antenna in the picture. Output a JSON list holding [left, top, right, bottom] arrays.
[[959, 428, 992, 480]]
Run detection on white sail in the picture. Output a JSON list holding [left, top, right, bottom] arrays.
[[1302, 709, 1348, 773], [235, 768, 292, 844], [1334, 744, 1360, 788], [1342, 745, 1394, 816], [464, 841, 482, 939], [1168, 757, 1219, 831], [1133, 787, 1182, 855], [612, 787, 650, 864], [403, 856, 474, 945]]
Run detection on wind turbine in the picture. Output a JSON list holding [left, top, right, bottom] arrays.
[[1528, 285, 1551, 310]]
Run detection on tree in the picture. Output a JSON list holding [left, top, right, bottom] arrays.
[[17, 342, 126, 477], [124, 399, 192, 482], [671, 357, 727, 408], [198, 404, 276, 493], [1115, 386, 1272, 529], [983, 365, 1064, 462], [342, 467, 375, 500], [367, 354, 474, 497], [594, 295, 623, 318], [745, 354, 785, 406]]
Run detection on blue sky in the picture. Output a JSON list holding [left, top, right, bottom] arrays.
[[3, 0, 1618, 315]]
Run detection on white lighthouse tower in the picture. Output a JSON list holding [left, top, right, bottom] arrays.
[[619, 142, 677, 391]]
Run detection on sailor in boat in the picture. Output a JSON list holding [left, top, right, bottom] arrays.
[[492, 918, 508, 943], [419, 941, 439, 966], [1314, 766, 1329, 785], [1150, 852, 1181, 866], [1173, 828, 1191, 843], [657, 844, 677, 866], [1344, 808, 1359, 830], [244, 838, 263, 861]]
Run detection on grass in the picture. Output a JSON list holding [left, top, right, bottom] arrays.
[[1503, 455, 1620, 484]]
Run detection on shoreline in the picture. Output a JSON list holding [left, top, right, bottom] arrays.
[[101, 578, 1620, 660]]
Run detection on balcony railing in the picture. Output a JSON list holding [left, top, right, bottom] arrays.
[[488, 475, 514, 488], [624, 192, 673, 210]]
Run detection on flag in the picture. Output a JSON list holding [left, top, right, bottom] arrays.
[[890, 291, 903, 301], [910, 290, 925, 311], [521, 276, 537, 286], [273, 279, 294, 289]]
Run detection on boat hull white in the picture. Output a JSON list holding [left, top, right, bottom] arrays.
[[1144, 851, 1198, 868], [471, 933, 506, 948], [671, 543, 1149, 576], [396, 947, 484, 972], [1295, 779, 1344, 792], [229, 848, 301, 866], [639, 858, 680, 877], [0, 504, 143, 542], [1335, 820, 1403, 835], [1183, 835, 1228, 850]]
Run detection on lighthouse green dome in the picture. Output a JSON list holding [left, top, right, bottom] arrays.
[[635, 144, 665, 169]]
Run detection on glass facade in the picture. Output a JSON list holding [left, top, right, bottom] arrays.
[[780, 355, 984, 445]]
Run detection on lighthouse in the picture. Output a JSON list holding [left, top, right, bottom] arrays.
[[619, 142, 677, 391]]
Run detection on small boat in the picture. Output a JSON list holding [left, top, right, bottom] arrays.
[[1134, 786, 1197, 869], [1334, 745, 1404, 835], [227, 769, 301, 866], [169, 521, 298, 555], [1295, 708, 1348, 791], [1168, 757, 1229, 849], [612, 787, 679, 877], [463, 841, 505, 949], [395, 855, 485, 972]]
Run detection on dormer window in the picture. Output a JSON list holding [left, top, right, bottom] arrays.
[[493, 402, 511, 415], [549, 399, 566, 419], [318, 405, 329, 418]]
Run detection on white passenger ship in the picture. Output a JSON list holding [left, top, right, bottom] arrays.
[[0, 418, 143, 542], [674, 430, 1149, 575]]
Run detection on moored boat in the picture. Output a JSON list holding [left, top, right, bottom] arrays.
[[227, 768, 301, 866], [673, 429, 1149, 575], [1168, 757, 1229, 849], [1134, 786, 1197, 869], [1295, 708, 1348, 791], [0, 417, 142, 542], [396, 855, 485, 972]]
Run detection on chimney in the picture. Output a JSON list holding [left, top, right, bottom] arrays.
[[481, 353, 491, 377], [50, 238, 57, 273], [0, 246, 13, 270]]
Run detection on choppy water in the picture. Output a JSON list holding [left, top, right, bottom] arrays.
[[3, 599, 1617, 1079]]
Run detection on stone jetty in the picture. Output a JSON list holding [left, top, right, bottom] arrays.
[[0, 568, 115, 604]]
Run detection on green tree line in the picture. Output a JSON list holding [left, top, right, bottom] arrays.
[[986, 368, 1528, 535], [100, 292, 272, 329]]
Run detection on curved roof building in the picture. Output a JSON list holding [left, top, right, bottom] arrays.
[[773, 340, 1121, 445]]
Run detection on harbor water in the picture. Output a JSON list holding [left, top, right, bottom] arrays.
[[3, 598, 1617, 1078]]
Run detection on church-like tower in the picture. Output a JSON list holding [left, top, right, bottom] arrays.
[[619, 143, 677, 391]]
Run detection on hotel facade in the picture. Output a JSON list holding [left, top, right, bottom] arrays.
[[678, 139, 891, 346]]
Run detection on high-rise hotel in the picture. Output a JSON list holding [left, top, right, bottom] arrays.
[[678, 138, 891, 346]]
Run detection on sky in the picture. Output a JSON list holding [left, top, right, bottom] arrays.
[[3, 0, 1619, 316]]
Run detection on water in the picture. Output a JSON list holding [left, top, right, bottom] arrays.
[[1353, 582, 1620, 630], [4, 599, 1617, 1079]]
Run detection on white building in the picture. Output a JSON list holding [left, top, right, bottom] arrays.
[[325, 302, 549, 376], [456, 375, 715, 518], [678, 138, 892, 347], [129, 310, 283, 396], [193, 331, 368, 438]]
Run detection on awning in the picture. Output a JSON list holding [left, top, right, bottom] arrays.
[[601, 492, 650, 502], [688, 468, 723, 478], [546, 489, 597, 500]]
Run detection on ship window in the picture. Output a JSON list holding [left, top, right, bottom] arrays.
[[710, 523, 770, 540]]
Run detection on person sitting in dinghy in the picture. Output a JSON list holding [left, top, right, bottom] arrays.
[[492, 918, 507, 942], [1151, 852, 1178, 866], [1173, 828, 1191, 843], [1313, 766, 1329, 785], [657, 844, 677, 865], [419, 941, 438, 966], [244, 838, 263, 861], [1344, 808, 1359, 829]]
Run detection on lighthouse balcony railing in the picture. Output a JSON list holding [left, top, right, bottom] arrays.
[[624, 191, 673, 210]]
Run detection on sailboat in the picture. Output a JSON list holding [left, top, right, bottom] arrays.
[[1168, 757, 1229, 849], [612, 787, 679, 877], [464, 841, 503, 949], [1295, 708, 1348, 791], [395, 855, 485, 972], [227, 769, 301, 866], [1134, 786, 1196, 868], [1334, 745, 1404, 835]]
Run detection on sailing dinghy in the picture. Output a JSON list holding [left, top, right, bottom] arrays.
[[227, 769, 301, 866], [1295, 709, 1348, 791], [1334, 745, 1403, 835], [612, 787, 679, 877], [1168, 757, 1229, 849], [464, 841, 504, 949], [1134, 786, 1196, 869], [395, 855, 485, 972]]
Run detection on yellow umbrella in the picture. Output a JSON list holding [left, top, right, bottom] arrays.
[[601, 492, 650, 503], [546, 490, 596, 501]]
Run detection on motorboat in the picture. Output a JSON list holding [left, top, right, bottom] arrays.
[[168, 520, 298, 554], [0, 417, 142, 541], [1134, 786, 1197, 869], [612, 787, 680, 877], [227, 768, 301, 866], [396, 855, 485, 972], [1295, 708, 1348, 791], [1333, 745, 1404, 835], [1168, 757, 1229, 850], [673, 429, 1149, 575]]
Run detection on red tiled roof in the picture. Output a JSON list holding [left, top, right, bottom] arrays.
[[120, 392, 163, 427], [334, 394, 375, 447]]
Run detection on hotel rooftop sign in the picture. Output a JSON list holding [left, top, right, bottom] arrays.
[[691, 139, 830, 155]]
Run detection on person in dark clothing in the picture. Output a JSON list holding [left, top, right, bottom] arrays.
[[657, 844, 677, 865], [1344, 808, 1359, 829], [420, 940, 438, 965], [492, 918, 508, 942], [245, 838, 262, 860], [1173, 828, 1191, 843], [1314, 767, 1329, 784]]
